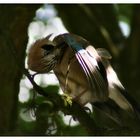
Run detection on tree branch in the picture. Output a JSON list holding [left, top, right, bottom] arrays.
[[23, 68, 100, 135]]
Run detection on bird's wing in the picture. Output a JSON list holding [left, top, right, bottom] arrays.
[[96, 48, 112, 60], [62, 33, 109, 101]]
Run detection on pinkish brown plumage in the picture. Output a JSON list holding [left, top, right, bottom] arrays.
[[27, 33, 140, 126]]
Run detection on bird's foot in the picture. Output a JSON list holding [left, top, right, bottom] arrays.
[[61, 93, 73, 107]]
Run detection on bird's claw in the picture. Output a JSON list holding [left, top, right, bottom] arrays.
[[61, 93, 73, 107]]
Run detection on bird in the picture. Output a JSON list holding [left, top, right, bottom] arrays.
[[27, 33, 140, 128]]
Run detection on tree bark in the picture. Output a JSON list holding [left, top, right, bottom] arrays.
[[0, 4, 40, 134]]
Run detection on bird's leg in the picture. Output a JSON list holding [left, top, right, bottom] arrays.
[[61, 55, 75, 107]]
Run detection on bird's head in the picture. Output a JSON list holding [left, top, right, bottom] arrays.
[[27, 34, 64, 73]]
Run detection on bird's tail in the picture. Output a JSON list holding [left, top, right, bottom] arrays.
[[98, 85, 140, 129], [112, 84, 140, 119], [93, 48, 140, 128], [92, 73, 140, 129]]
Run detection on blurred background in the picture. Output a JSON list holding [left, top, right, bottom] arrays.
[[0, 4, 140, 136]]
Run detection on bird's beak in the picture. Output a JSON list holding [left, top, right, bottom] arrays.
[[45, 33, 53, 40]]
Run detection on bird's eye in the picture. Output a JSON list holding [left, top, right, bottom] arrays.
[[41, 44, 54, 51], [41, 44, 54, 55]]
